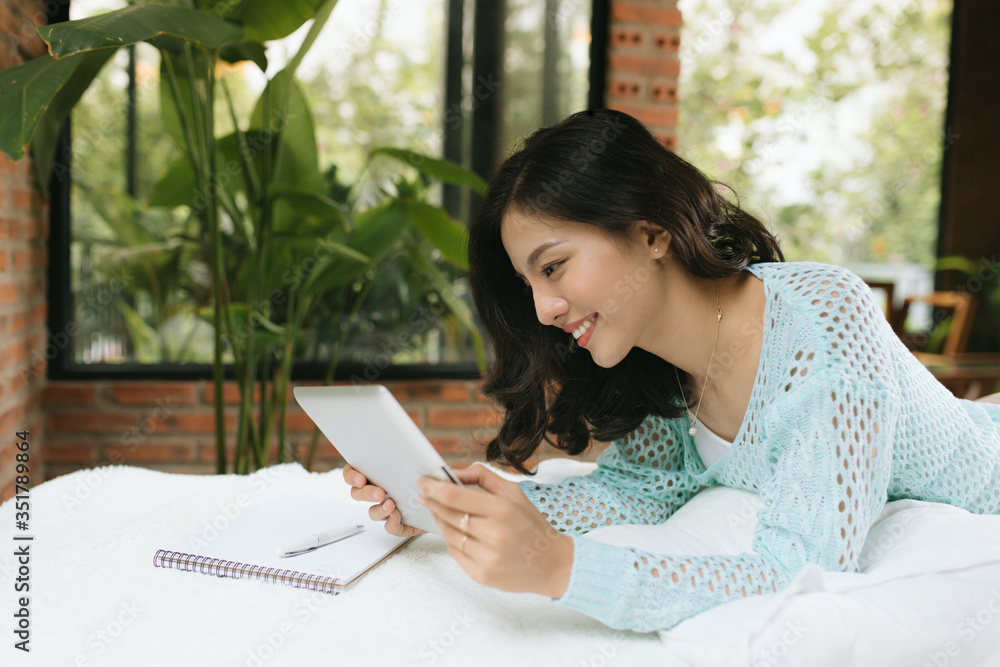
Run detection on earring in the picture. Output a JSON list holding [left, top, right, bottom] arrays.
[[654, 248, 659, 253]]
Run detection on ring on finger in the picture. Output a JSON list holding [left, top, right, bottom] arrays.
[[460, 512, 470, 534], [459, 534, 468, 553]]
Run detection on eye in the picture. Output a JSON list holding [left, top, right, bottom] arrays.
[[540, 261, 563, 278]]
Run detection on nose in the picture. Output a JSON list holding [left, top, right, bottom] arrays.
[[533, 287, 569, 327]]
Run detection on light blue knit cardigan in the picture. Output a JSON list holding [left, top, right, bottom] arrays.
[[518, 261, 1000, 632]]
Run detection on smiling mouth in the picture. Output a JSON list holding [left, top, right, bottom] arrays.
[[572, 313, 597, 341]]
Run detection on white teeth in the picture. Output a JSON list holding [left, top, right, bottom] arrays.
[[572, 315, 596, 339]]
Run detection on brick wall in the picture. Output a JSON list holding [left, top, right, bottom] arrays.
[[0, 0, 49, 502], [0, 0, 677, 498], [41, 379, 605, 480], [605, 0, 681, 151]]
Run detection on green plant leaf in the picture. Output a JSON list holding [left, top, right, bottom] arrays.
[[369, 147, 488, 195], [30, 49, 116, 193], [347, 200, 411, 265], [116, 297, 159, 362], [301, 241, 371, 295], [0, 53, 85, 162], [149, 130, 271, 207], [227, 0, 331, 43], [268, 185, 350, 228], [250, 71, 320, 190], [39, 3, 242, 58], [219, 40, 268, 72], [400, 199, 469, 269]]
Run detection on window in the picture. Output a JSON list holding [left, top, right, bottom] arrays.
[[676, 0, 952, 328], [50, 0, 599, 378]]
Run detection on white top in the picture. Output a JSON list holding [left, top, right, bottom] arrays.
[[691, 415, 733, 468]]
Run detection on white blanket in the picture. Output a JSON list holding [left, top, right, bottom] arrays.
[[1, 461, 679, 667], [3, 459, 1000, 667]]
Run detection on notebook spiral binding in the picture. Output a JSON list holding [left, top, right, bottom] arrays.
[[153, 549, 342, 595]]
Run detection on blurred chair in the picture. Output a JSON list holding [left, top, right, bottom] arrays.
[[864, 280, 896, 321], [893, 291, 977, 358]]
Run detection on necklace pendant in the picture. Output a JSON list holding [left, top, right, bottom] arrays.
[[689, 426, 697, 436]]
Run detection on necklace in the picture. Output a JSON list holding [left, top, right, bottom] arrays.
[[673, 278, 723, 436]]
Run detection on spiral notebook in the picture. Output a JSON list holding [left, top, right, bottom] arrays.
[[153, 495, 414, 595]]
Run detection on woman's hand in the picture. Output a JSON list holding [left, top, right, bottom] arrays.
[[343, 463, 426, 538], [417, 464, 574, 599]]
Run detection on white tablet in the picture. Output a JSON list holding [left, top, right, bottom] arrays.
[[292, 384, 463, 536]]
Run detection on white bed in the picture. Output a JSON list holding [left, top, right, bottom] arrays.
[[2, 455, 999, 667]]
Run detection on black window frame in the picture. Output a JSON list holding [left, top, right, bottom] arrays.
[[46, 0, 610, 381]]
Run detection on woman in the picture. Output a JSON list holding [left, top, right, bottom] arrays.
[[344, 108, 1000, 632]]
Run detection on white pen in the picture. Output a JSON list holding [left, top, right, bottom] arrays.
[[277, 524, 365, 558]]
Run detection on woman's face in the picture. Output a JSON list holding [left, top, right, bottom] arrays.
[[500, 210, 663, 368]]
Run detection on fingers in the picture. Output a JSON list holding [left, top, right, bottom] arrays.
[[451, 464, 512, 496], [417, 474, 496, 518], [421, 495, 475, 535], [343, 464, 369, 490], [349, 484, 386, 502], [368, 497, 396, 521], [385, 507, 427, 538]]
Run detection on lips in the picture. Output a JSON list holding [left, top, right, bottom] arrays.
[[568, 313, 597, 347], [563, 313, 598, 333]]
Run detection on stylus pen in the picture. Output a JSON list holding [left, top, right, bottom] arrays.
[[277, 524, 365, 557]]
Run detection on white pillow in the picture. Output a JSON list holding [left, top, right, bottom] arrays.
[[519, 459, 1000, 667]]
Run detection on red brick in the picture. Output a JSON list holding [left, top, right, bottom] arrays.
[[0, 338, 28, 372], [0, 220, 10, 239], [650, 81, 678, 103], [284, 409, 317, 432], [47, 412, 137, 432], [160, 411, 237, 433], [390, 381, 471, 403], [0, 250, 7, 271], [12, 186, 31, 211], [204, 381, 264, 405], [652, 30, 680, 53], [43, 383, 95, 405], [0, 281, 17, 304], [609, 77, 644, 100], [607, 54, 680, 78], [611, 3, 682, 26], [610, 27, 645, 50], [0, 481, 13, 503], [655, 133, 677, 152], [7, 368, 29, 396], [428, 437, 465, 455], [110, 382, 198, 405], [44, 442, 99, 463], [426, 407, 502, 429], [104, 441, 196, 464], [609, 103, 677, 128]]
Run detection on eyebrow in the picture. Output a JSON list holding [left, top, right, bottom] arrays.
[[514, 240, 565, 278]]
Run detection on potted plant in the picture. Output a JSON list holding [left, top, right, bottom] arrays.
[[0, 0, 486, 473]]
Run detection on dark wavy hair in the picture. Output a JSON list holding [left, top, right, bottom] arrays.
[[468, 108, 783, 474]]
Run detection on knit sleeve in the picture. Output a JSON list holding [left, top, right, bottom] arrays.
[[516, 416, 705, 537], [552, 369, 898, 631]]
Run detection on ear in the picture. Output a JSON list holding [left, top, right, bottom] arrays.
[[633, 220, 672, 257]]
